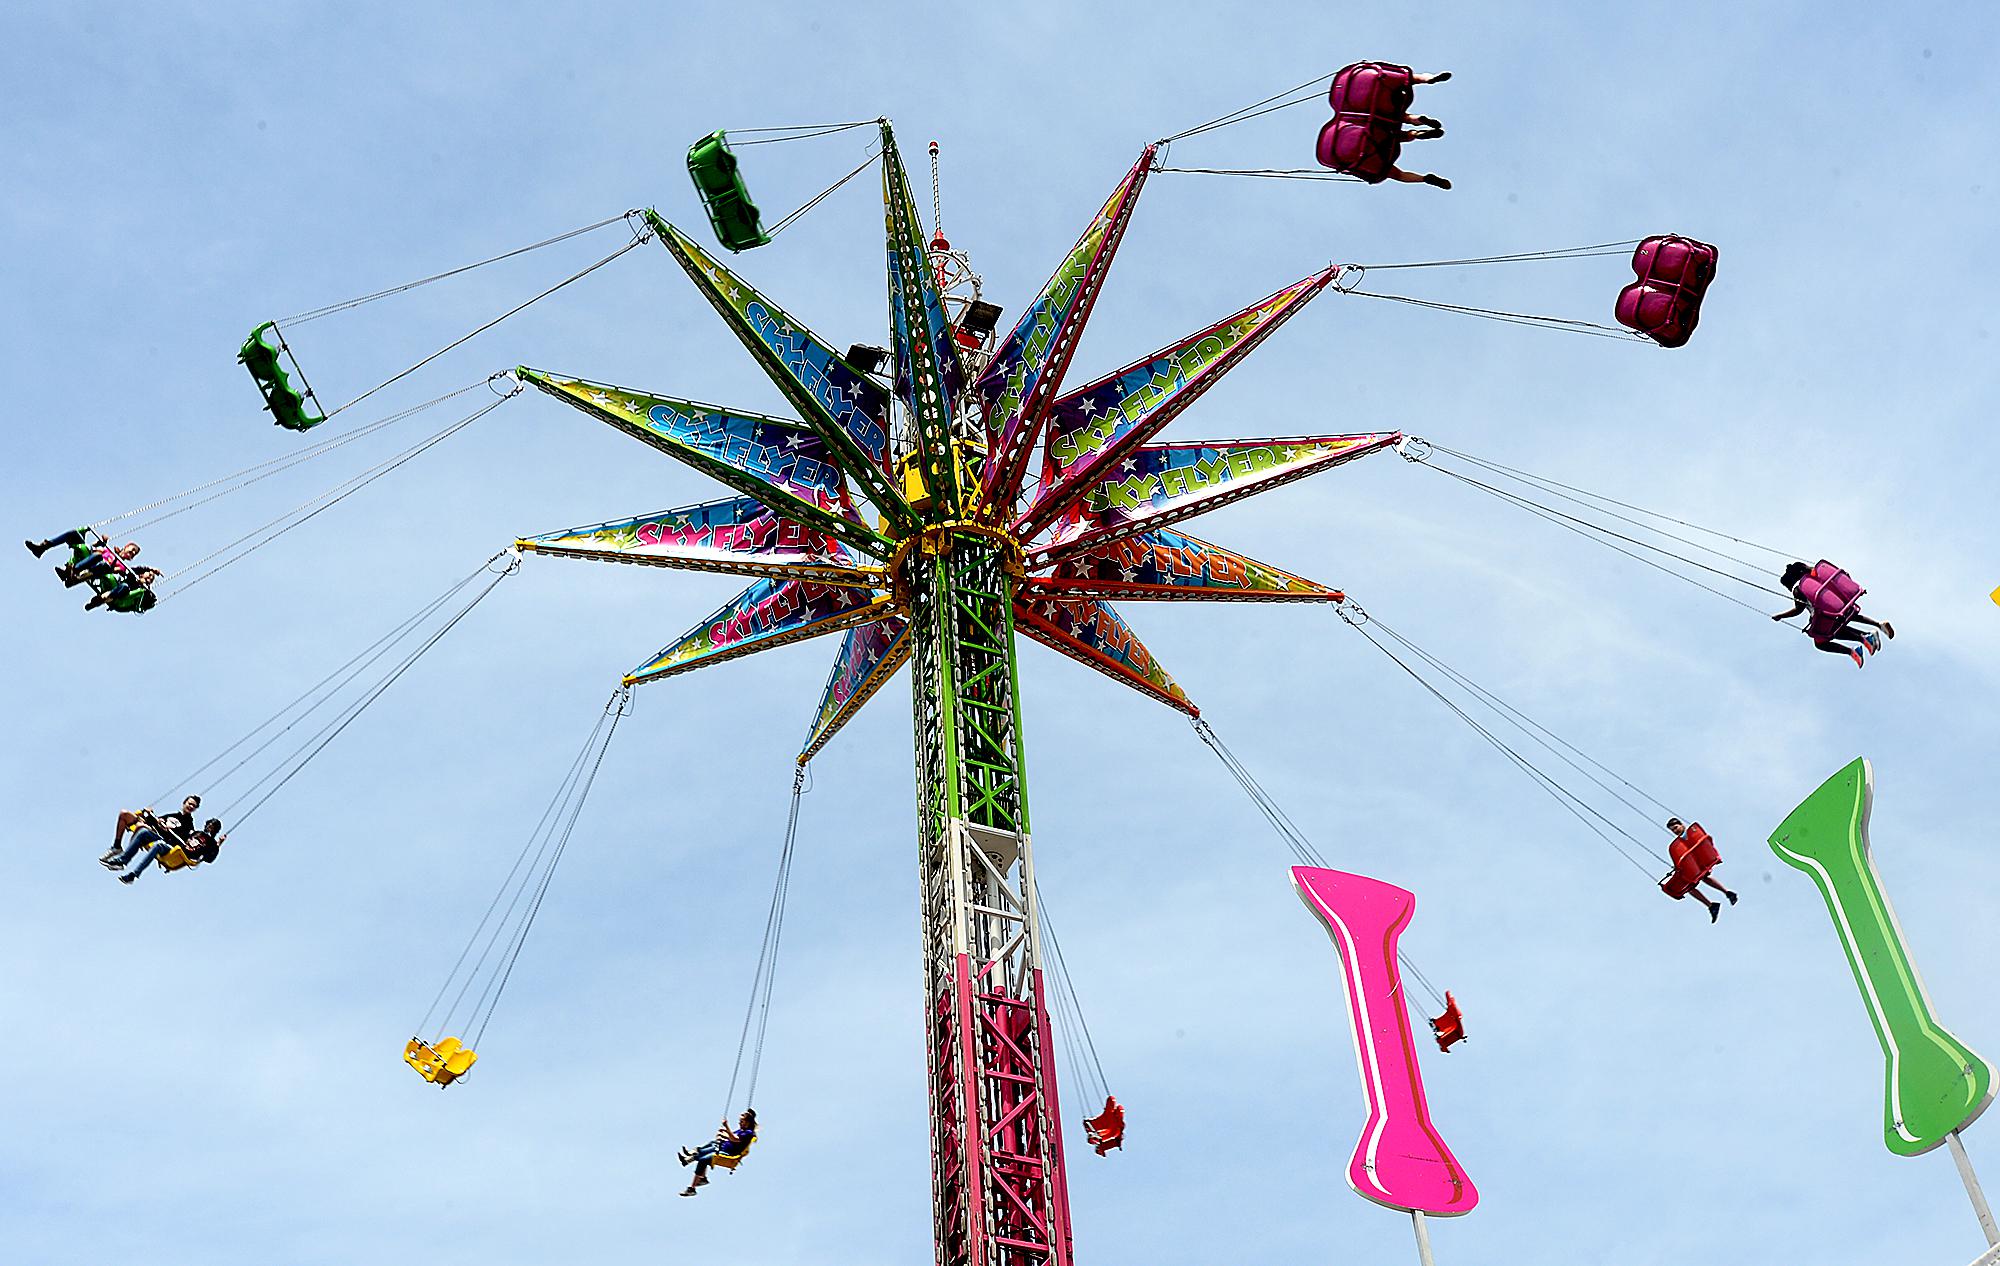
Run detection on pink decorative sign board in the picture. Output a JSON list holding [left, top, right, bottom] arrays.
[[1292, 865, 1478, 1217]]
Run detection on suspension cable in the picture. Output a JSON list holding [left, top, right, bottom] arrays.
[[88, 379, 490, 534], [765, 148, 882, 240], [1329, 603, 1668, 877], [725, 119, 879, 147], [1151, 166, 1363, 182], [1340, 287, 1644, 341], [1362, 616, 1678, 824], [723, 765, 808, 1115], [152, 567, 487, 806], [1159, 69, 1338, 144], [217, 551, 519, 829], [1190, 717, 1447, 1011], [158, 378, 519, 598], [467, 687, 629, 1049], [1036, 894, 1110, 1106], [1347, 240, 1644, 271], [146, 553, 505, 810], [1422, 440, 1799, 562], [1400, 446, 1792, 618], [278, 212, 641, 325], [1325, 238, 1661, 342], [324, 224, 648, 421], [418, 692, 612, 1040]]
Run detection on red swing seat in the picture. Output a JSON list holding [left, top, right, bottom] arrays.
[[1083, 1096, 1125, 1155], [1659, 823, 1723, 899], [1428, 992, 1467, 1052]]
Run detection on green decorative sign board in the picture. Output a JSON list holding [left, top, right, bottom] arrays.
[[1770, 758, 1995, 1156]]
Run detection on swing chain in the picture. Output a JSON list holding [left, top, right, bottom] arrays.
[[1333, 262, 1368, 294], [1334, 598, 1369, 627]]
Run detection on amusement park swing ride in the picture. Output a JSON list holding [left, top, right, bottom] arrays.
[[46, 63, 1999, 1266]]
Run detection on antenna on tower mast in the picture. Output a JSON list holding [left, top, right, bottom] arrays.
[[925, 139, 1005, 370]]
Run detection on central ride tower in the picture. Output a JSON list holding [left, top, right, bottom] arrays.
[[891, 125, 1072, 1266], [902, 523, 1070, 1266]]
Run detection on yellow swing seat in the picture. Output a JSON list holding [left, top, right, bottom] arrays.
[[156, 845, 197, 872], [404, 1036, 479, 1087], [708, 1133, 757, 1172]]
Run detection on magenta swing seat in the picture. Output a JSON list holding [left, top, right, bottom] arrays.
[[1315, 61, 1416, 183], [1615, 235, 1719, 348], [1797, 560, 1864, 641]]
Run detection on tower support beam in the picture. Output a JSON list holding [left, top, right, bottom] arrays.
[[909, 530, 1071, 1266]]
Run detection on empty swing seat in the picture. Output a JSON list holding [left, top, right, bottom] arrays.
[[1615, 235, 1719, 348], [686, 132, 771, 254], [1428, 992, 1467, 1053], [1315, 61, 1415, 183], [405, 1036, 478, 1087], [238, 322, 326, 431], [1659, 824, 1722, 899], [1083, 1096, 1125, 1155]]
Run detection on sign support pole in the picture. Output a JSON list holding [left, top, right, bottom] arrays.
[[1949, 1130, 2000, 1247], [1411, 1211, 1437, 1266]]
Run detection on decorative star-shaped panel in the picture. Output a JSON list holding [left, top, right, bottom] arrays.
[[515, 122, 1404, 760]]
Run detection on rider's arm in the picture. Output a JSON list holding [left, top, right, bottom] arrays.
[[1771, 599, 1807, 620]]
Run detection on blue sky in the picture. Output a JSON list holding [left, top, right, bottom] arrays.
[[4, 3, 1999, 1264]]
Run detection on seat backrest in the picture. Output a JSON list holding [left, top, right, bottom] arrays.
[[1315, 118, 1399, 182], [1329, 62, 1414, 121], [1665, 827, 1721, 890], [1430, 994, 1466, 1049], [710, 1132, 756, 1170]]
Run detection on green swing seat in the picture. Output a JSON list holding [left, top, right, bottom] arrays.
[[238, 322, 325, 432], [686, 131, 771, 253]]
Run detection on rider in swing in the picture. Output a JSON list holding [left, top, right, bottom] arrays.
[[677, 1108, 757, 1197]]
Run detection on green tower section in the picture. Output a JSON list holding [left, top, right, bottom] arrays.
[[1770, 757, 1995, 1156], [908, 531, 1030, 840]]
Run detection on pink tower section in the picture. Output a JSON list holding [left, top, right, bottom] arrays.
[[1292, 865, 1479, 1217]]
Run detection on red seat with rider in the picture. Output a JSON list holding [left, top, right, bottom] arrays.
[[1660, 822, 1721, 899], [1084, 1096, 1126, 1155], [1428, 992, 1467, 1053]]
